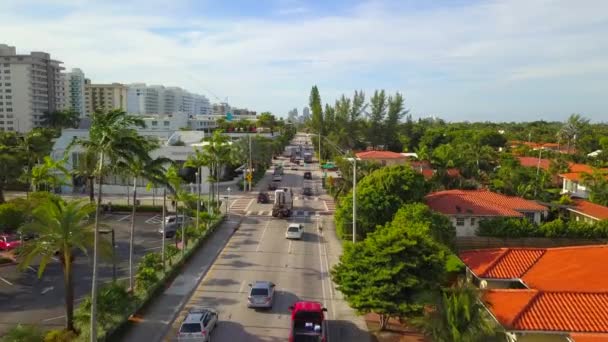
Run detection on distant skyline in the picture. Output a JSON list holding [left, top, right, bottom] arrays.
[[2, 0, 607, 122]]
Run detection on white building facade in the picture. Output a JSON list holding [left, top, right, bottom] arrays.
[[0, 44, 65, 132], [126, 83, 211, 117]]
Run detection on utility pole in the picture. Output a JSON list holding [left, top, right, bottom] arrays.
[[248, 133, 253, 191], [352, 158, 357, 243]]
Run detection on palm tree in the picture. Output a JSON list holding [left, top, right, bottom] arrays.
[[71, 150, 98, 203], [18, 198, 110, 332], [558, 114, 590, 153], [202, 131, 232, 210], [73, 109, 147, 341], [30, 156, 71, 192], [415, 279, 496, 342], [165, 165, 187, 256], [185, 147, 212, 234], [116, 152, 171, 291]]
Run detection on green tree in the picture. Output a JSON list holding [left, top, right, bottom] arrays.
[[414, 279, 496, 342], [334, 164, 427, 239], [116, 150, 171, 291], [41, 109, 81, 130], [0, 132, 23, 203], [581, 169, 608, 206], [0, 324, 44, 342], [73, 109, 148, 340], [331, 224, 449, 330], [29, 156, 71, 192], [384, 92, 407, 151], [18, 199, 108, 332], [367, 90, 387, 149], [256, 112, 277, 132], [558, 113, 590, 153], [71, 150, 98, 203], [386, 203, 456, 248]]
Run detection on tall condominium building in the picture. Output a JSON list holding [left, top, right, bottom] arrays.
[[212, 102, 230, 116], [84, 79, 127, 115], [0, 44, 65, 132], [62, 68, 86, 117], [126, 83, 210, 117]]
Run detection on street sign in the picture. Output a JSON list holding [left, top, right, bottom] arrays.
[[246, 173, 252, 182], [226, 112, 233, 121]]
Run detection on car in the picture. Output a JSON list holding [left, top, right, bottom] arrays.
[[302, 187, 313, 197], [248, 281, 276, 308], [257, 192, 270, 204], [303, 171, 312, 180], [291, 165, 298, 170], [272, 175, 282, 182], [285, 223, 304, 240], [158, 215, 190, 238], [177, 307, 219, 341], [268, 183, 278, 191], [0, 234, 21, 251]]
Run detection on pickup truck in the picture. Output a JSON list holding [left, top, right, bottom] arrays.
[[288, 301, 327, 342]]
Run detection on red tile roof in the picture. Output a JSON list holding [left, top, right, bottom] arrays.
[[425, 190, 546, 217], [460, 245, 608, 292], [571, 333, 608, 342], [570, 199, 608, 221], [484, 290, 608, 333], [560, 172, 585, 182], [569, 163, 594, 173], [460, 248, 545, 279], [518, 157, 551, 171], [356, 151, 406, 160]]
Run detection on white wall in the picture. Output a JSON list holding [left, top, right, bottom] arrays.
[[562, 178, 590, 199]]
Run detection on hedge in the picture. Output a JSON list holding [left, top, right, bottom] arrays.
[[477, 217, 608, 239]]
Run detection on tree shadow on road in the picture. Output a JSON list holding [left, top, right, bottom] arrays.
[[327, 319, 374, 342], [214, 260, 257, 268]]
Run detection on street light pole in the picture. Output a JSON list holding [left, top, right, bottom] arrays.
[[248, 133, 253, 192], [352, 158, 357, 243], [196, 170, 200, 231]]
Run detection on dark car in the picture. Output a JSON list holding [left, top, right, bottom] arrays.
[[302, 187, 313, 196], [303, 171, 312, 180], [257, 192, 270, 203], [268, 183, 277, 191]]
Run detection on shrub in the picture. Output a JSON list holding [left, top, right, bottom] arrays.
[[164, 245, 180, 266], [75, 282, 134, 338], [0, 203, 27, 233], [135, 267, 159, 293], [139, 252, 162, 270], [0, 324, 44, 342], [477, 217, 608, 239], [44, 329, 77, 342]]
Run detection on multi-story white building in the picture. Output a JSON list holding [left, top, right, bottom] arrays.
[[84, 80, 128, 115], [62, 68, 86, 117], [0, 44, 65, 132], [126, 83, 210, 117]]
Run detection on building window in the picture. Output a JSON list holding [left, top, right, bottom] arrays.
[[151, 121, 157, 126], [164, 121, 170, 126], [456, 217, 465, 226], [470, 217, 476, 225], [523, 212, 535, 221], [6, 108, 11, 112]]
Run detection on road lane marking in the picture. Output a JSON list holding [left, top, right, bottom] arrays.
[[256, 219, 271, 252], [41, 286, 54, 294], [0, 276, 13, 286], [143, 246, 161, 251], [288, 240, 292, 254], [117, 214, 131, 222], [239, 281, 246, 293], [323, 201, 329, 211], [243, 198, 255, 212], [316, 227, 328, 312], [42, 315, 65, 322]]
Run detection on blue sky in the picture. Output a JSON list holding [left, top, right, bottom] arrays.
[[2, 0, 608, 122]]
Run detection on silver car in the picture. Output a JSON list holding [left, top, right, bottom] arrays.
[[247, 281, 276, 308], [158, 215, 190, 238], [177, 307, 218, 341]]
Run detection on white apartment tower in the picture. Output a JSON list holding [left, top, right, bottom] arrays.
[[126, 83, 210, 116], [63, 68, 86, 118], [0, 44, 65, 132]]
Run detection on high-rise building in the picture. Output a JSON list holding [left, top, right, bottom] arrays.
[[84, 80, 127, 115], [192, 94, 211, 115], [126, 83, 210, 117], [0, 44, 65, 132], [212, 102, 230, 116], [62, 68, 86, 117], [301, 106, 310, 122]]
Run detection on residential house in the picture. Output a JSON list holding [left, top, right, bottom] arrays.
[[460, 245, 608, 342], [560, 164, 608, 199], [425, 190, 547, 236], [567, 199, 608, 223], [355, 150, 409, 166]]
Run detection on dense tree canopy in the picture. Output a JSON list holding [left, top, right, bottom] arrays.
[[385, 203, 456, 249]]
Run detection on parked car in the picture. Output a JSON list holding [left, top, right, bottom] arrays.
[[268, 182, 278, 191], [0, 234, 21, 251], [177, 307, 218, 341], [257, 192, 270, 204], [273, 175, 282, 182], [285, 223, 304, 240], [291, 165, 298, 170], [302, 187, 313, 197], [247, 281, 276, 308], [303, 171, 312, 180], [158, 215, 190, 238]]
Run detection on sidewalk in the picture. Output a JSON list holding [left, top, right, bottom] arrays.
[[116, 216, 242, 342]]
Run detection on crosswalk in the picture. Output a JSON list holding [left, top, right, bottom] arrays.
[[243, 210, 333, 217], [293, 196, 321, 201], [323, 199, 336, 211], [145, 215, 163, 224], [230, 198, 254, 211]]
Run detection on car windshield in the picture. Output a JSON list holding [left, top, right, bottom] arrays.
[[288, 226, 300, 232], [180, 323, 201, 333], [251, 288, 268, 296]]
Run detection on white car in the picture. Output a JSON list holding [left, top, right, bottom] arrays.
[[177, 307, 218, 341], [285, 223, 304, 239]]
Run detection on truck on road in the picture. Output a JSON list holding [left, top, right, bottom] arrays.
[[272, 188, 293, 218], [288, 301, 327, 342], [303, 152, 312, 164]]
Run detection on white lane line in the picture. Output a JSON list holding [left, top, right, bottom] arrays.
[[246, 211, 252, 216], [117, 214, 131, 222], [0, 276, 13, 286], [323, 201, 329, 211], [41, 286, 54, 294], [143, 246, 161, 251], [42, 315, 65, 322], [256, 219, 271, 253], [243, 198, 255, 212], [27, 266, 37, 273], [239, 281, 246, 293], [316, 225, 328, 312], [288, 240, 293, 254]]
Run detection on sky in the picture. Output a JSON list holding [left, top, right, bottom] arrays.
[[1, 0, 608, 122]]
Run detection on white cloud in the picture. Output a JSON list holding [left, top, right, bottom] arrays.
[[1, 0, 607, 120]]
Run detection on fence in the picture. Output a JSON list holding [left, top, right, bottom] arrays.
[[455, 236, 608, 251]]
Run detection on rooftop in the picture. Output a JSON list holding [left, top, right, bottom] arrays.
[[425, 190, 546, 217], [570, 199, 608, 221], [517, 156, 551, 171], [355, 150, 407, 159]]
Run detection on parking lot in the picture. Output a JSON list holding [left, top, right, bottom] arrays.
[[0, 212, 168, 334]]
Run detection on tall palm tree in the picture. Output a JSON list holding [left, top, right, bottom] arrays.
[[116, 152, 172, 291], [185, 147, 212, 233], [30, 156, 71, 192], [73, 109, 147, 341], [165, 165, 187, 256], [71, 150, 98, 203], [415, 279, 496, 342], [202, 131, 232, 210], [18, 198, 110, 332]]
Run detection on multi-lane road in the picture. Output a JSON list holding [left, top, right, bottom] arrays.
[[165, 135, 370, 341]]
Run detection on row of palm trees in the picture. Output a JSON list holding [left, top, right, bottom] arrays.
[[17, 109, 241, 339]]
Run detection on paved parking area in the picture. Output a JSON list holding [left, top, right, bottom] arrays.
[[0, 212, 167, 334]]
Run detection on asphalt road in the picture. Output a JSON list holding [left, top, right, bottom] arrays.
[[0, 212, 168, 334], [165, 137, 370, 341]]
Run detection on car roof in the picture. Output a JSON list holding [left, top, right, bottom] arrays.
[[251, 281, 273, 288], [288, 223, 301, 228], [184, 307, 215, 323]]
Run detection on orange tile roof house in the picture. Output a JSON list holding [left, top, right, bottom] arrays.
[[355, 150, 409, 166], [460, 245, 608, 342], [425, 190, 547, 236], [560, 165, 608, 199], [567, 199, 608, 223]]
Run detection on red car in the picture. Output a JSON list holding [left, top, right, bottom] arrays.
[[288, 301, 327, 342], [0, 234, 21, 251]]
